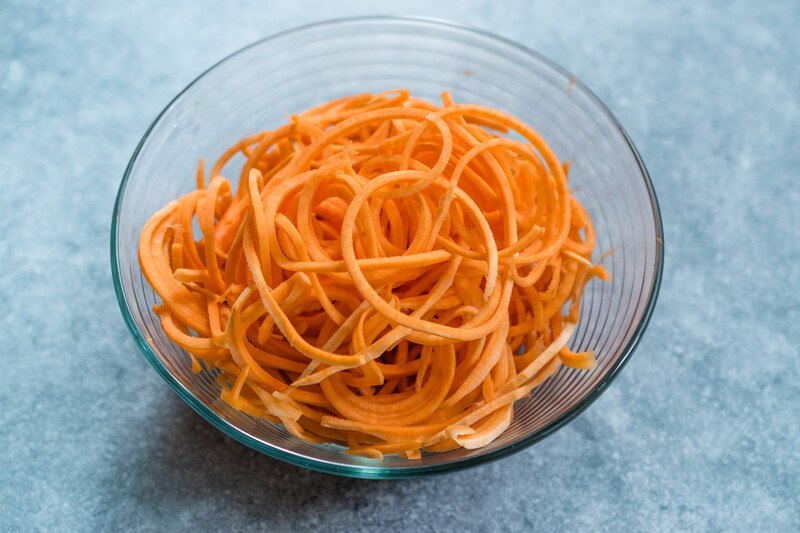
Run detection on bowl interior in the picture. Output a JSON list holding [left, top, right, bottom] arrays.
[[112, 17, 662, 478]]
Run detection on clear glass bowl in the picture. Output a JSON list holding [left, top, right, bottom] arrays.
[[111, 16, 663, 478]]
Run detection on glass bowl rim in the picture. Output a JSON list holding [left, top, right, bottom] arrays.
[[110, 15, 665, 479]]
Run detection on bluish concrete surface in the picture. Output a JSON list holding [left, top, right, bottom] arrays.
[[1, 1, 798, 531]]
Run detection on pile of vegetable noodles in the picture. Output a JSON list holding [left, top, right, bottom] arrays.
[[139, 90, 609, 459]]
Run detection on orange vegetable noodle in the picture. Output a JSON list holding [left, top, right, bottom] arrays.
[[139, 89, 610, 459]]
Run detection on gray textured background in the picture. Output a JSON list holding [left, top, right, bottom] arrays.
[[1, 1, 799, 531]]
